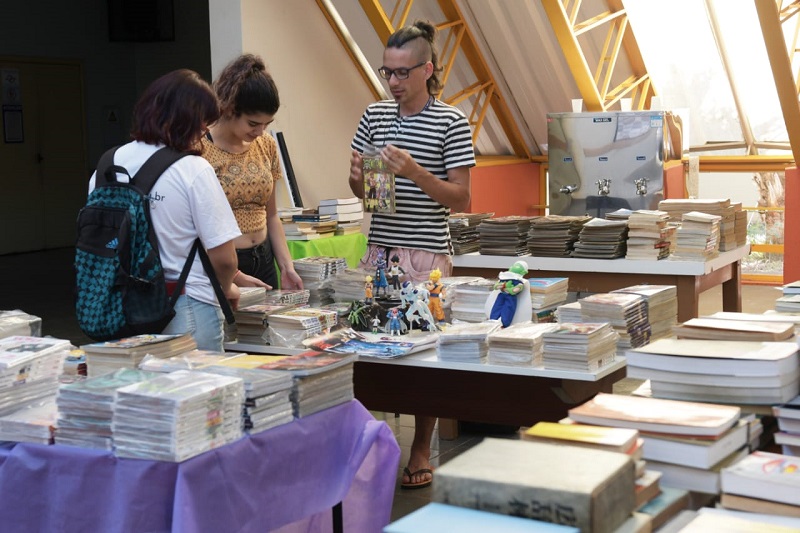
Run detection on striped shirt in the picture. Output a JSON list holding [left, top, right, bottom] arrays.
[[351, 99, 476, 254]]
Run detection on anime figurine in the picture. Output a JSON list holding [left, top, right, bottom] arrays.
[[388, 254, 406, 292], [372, 249, 389, 298], [405, 288, 439, 332], [485, 260, 532, 328], [399, 280, 416, 309], [364, 275, 374, 304], [385, 307, 406, 336], [371, 316, 382, 333], [425, 268, 445, 322]]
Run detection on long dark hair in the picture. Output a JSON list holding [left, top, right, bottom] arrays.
[[386, 20, 443, 95], [214, 54, 280, 118], [131, 69, 219, 154]]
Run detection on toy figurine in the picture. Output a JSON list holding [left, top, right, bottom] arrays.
[[405, 288, 439, 332], [371, 316, 381, 333], [364, 275, 374, 304], [386, 307, 406, 336], [372, 249, 389, 297], [388, 254, 406, 292], [425, 268, 445, 322], [399, 281, 416, 309], [485, 260, 532, 328]]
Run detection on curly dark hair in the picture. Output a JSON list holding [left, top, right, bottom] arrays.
[[386, 20, 443, 95], [130, 69, 219, 154], [214, 53, 280, 118]]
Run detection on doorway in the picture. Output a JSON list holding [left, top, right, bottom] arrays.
[[0, 58, 87, 254]]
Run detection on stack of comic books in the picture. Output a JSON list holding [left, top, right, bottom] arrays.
[[437, 320, 502, 363], [55, 368, 159, 450], [0, 336, 70, 416], [81, 333, 197, 377], [612, 285, 677, 341], [138, 349, 233, 372], [0, 398, 57, 444], [624, 210, 674, 260], [255, 350, 357, 418], [528, 277, 569, 310], [669, 211, 722, 261], [302, 328, 438, 359], [292, 256, 348, 306], [450, 279, 495, 322], [579, 292, 651, 350], [330, 268, 372, 303], [449, 212, 493, 255], [264, 289, 310, 306], [204, 359, 294, 434], [477, 216, 537, 256], [487, 322, 560, 366], [527, 214, 591, 257], [541, 323, 619, 372], [267, 308, 339, 348], [571, 218, 628, 259], [234, 303, 299, 345], [111, 370, 244, 462]]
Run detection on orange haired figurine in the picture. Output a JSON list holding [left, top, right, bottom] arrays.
[[425, 268, 445, 323], [364, 275, 374, 303]]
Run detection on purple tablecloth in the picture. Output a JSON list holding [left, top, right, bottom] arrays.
[[0, 400, 400, 532]]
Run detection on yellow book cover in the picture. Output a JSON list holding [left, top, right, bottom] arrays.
[[523, 421, 639, 453], [213, 354, 288, 369]]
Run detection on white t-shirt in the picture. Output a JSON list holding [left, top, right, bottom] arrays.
[[88, 141, 241, 306]]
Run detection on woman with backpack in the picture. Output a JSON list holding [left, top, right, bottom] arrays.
[[201, 54, 303, 291], [84, 69, 246, 351]]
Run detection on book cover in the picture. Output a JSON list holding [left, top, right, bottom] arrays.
[[81, 333, 189, 353], [635, 486, 689, 530], [302, 328, 437, 359], [384, 503, 581, 533], [640, 418, 749, 469], [672, 317, 795, 342], [362, 153, 395, 214], [432, 438, 636, 533], [720, 492, 800, 518], [677, 507, 800, 532], [318, 196, 360, 207], [522, 421, 639, 453], [0, 336, 71, 369], [567, 393, 741, 437], [720, 451, 800, 506], [254, 349, 357, 376]]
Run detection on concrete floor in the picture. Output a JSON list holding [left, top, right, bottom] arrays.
[[0, 247, 785, 524]]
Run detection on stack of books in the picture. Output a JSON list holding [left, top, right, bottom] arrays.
[[238, 286, 267, 308], [112, 370, 244, 462], [0, 397, 57, 444], [521, 422, 667, 511], [437, 275, 483, 322], [302, 328, 438, 359], [570, 217, 628, 259], [625, 338, 800, 405], [659, 198, 743, 251], [286, 213, 337, 240], [317, 197, 364, 235], [776, 294, 800, 313], [555, 301, 583, 323], [541, 322, 619, 371], [81, 333, 197, 377], [720, 451, 800, 517], [477, 216, 537, 256], [256, 350, 356, 418], [329, 268, 372, 303], [450, 279, 495, 322], [138, 349, 232, 372], [579, 292, 651, 350], [0, 336, 70, 416], [669, 210, 722, 261], [624, 210, 674, 260], [432, 437, 638, 532], [264, 289, 310, 307], [292, 256, 348, 307], [672, 316, 795, 342], [55, 368, 159, 450], [233, 303, 299, 345], [612, 284, 677, 341], [437, 320, 501, 363], [487, 322, 559, 366], [567, 393, 746, 495], [528, 277, 569, 310], [448, 212, 493, 254], [772, 396, 800, 456], [204, 360, 294, 434], [527, 214, 591, 257], [266, 307, 339, 348], [0, 309, 42, 338]]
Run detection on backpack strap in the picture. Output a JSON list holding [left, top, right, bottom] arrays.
[[96, 146, 126, 186], [169, 239, 236, 325], [132, 147, 189, 194]]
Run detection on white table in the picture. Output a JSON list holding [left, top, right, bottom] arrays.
[[452, 246, 750, 322]]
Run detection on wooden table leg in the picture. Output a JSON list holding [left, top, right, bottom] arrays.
[[675, 276, 700, 322], [722, 259, 742, 313]]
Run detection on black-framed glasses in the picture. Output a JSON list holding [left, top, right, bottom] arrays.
[[377, 62, 427, 80]]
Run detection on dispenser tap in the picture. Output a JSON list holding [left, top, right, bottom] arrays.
[[595, 179, 611, 196], [635, 178, 648, 196], [559, 184, 578, 195]]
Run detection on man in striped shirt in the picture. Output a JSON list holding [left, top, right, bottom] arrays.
[[349, 20, 476, 490]]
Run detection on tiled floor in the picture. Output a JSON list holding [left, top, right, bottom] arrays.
[[0, 247, 784, 523]]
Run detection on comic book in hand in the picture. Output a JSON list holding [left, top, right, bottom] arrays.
[[362, 149, 395, 214], [302, 328, 437, 359]]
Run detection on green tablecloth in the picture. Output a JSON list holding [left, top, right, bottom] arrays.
[[286, 232, 368, 268]]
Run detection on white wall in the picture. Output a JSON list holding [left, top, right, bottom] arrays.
[[209, 0, 376, 209]]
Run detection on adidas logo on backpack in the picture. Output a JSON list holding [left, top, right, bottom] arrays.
[[74, 146, 189, 341]]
